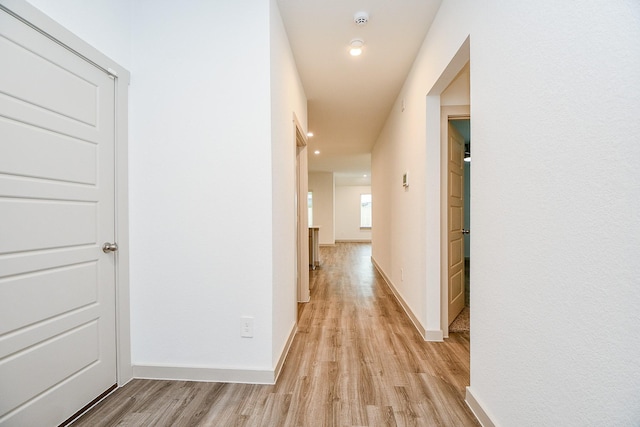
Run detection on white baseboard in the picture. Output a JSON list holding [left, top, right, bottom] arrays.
[[274, 323, 297, 382], [133, 364, 276, 385], [133, 324, 299, 386], [465, 387, 496, 427], [425, 329, 444, 342], [371, 256, 426, 338]]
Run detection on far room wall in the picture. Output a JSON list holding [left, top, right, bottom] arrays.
[[335, 185, 372, 242], [308, 171, 335, 245]]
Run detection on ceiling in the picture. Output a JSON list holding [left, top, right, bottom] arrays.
[[277, 0, 443, 185]]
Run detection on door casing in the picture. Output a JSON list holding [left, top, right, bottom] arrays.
[[293, 114, 309, 303]]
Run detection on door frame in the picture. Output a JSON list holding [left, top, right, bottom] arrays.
[[293, 114, 310, 303], [1, 0, 132, 384], [424, 38, 469, 341], [440, 108, 470, 337]]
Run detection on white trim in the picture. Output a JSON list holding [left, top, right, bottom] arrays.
[[293, 113, 310, 303], [274, 323, 297, 382], [424, 35, 470, 338], [465, 387, 497, 427], [371, 256, 426, 338], [1, 0, 132, 386], [133, 365, 277, 385], [114, 67, 132, 386], [425, 329, 444, 341], [133, 324, 299, 386], [335, 239, 372, 243]]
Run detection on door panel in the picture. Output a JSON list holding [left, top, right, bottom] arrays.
[[448, 122, 466, 325], [0, 262, 98, 335], [0, 7, 116, 427], [0, 199, 97, 253], [0, 117, 97, 184]]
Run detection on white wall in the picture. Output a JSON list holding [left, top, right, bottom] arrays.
[[25, 0, 132, 70], [335, 185, 371, 242], [269, 0, 308, 364], [21, 0, 306, 383], [129, 0, 276, 373], [308, 171, 335, 245], [440, 62, 469, 107], [373, 0, 640, 425]]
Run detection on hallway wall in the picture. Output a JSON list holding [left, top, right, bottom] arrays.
[[269, 0, 308, 364], [26, 0, 307, 382], [308, 171, 335, 245], [372, 0, 640, 425]]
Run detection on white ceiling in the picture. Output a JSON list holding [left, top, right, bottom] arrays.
[[277, 0, 442, 185]]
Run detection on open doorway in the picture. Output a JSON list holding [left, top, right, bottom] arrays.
[[448, 118, 470, 334], [435, 56, 470, 338], [440, 108, 470, 336]]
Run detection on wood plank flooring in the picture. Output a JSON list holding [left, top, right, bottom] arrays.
[[73, 243, 478, 426]]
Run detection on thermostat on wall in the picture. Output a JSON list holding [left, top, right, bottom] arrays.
[[402, 172, 409, 188]]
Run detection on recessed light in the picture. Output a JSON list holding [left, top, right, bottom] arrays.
[[314, 150, 320, 155], [307, 132, 314, 137], [363, 174, 367, 177], [349, 39, 364, 56]]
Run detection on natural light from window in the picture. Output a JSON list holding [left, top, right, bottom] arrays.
[[360, 194, 372, 228]]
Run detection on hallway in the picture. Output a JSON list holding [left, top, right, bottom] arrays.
[[74, 244, 478, 426]]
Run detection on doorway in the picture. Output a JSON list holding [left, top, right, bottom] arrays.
[[440, 106, 470, 337], [448, 118, 471, 333]]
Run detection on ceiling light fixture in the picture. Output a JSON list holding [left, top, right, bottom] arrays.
[[349, 39, 364, 56], [307, 132, 314, 137], [314, 150, 320, 155]]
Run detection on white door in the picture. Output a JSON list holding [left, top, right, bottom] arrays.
[[0, 8, 117, 427], [447, 122, 465, 325]]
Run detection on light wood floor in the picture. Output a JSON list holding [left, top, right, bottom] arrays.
[[73, 243, 478, 426]]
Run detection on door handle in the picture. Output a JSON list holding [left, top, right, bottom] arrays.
[[461, 229, 470, 235], [102, 242, 119, 253]]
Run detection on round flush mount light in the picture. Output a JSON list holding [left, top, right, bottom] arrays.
[[349, 39, 364, 56], [354, 12, 369, 26]]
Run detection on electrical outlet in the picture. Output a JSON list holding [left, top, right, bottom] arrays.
[[241, 316, 254, 338]]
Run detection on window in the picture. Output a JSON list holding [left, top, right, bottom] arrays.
[[308, 191, 313, 225], [360, 194, 372, 228]]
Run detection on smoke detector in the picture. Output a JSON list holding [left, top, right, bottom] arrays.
[[354, 11, 369, 26]]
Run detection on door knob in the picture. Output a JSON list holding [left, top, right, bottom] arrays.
[[461, 229, 470, 235], [102, 242, 119, 253]]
